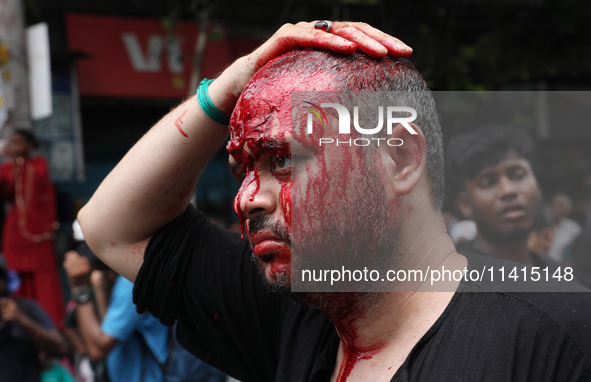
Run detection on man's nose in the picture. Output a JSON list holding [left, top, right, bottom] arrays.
[[236, 172, 276, 220], [498, 175, 518, 200]]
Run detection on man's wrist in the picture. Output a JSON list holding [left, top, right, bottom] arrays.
[[72, 285, 92, 304], [196, 79, 231, 125], [69, 272, 91, 288], [208, 60, 248, 115]]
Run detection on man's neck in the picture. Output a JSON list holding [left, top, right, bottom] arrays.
[[473, 235, 532, 265], [329, 289, 458, 381], [327, 222, 466, 381]]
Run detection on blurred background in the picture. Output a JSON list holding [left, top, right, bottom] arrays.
[[0, 0, 590, 248]]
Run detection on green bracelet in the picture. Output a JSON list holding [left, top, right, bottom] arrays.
[[196, 78, 231, 125]]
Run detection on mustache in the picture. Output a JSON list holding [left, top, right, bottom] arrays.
[[247, 214, 291, 245]]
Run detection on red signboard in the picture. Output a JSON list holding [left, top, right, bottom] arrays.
[[66, 13, 237, 99]]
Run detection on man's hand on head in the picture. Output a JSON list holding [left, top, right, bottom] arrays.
[[256, 21, 412, 65], [63, 251, 92, 288], [214, 21, 413, 114], [77, 19, 411, 288]]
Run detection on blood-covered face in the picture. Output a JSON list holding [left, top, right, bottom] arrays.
[[227, 70, 325, 290], [229, 71, 399, 293]]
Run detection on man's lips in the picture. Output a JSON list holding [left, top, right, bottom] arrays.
[[500, 205, 526, 220], [253, 240, 290, 260], [249, 232, 291, 262]]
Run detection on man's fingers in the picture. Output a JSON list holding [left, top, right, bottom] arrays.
[[252, 24, 356, 71], [232, 20, 411, 99], [333, 21, 412, 57], [331, 26, 388, 59], [292, 30, 357, 54]]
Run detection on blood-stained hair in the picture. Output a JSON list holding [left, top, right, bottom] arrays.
[[242, 49, 445, 210]]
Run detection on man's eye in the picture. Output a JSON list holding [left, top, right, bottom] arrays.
[[478, 176, 496, 188], [273, 156, 291, 169], [510, 169, 527, 180]]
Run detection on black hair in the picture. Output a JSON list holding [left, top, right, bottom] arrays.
[[247, 50, 445, 209], [447, 126, 540, 189]]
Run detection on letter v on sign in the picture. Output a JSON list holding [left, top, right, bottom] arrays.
[[122, 33, 184, 74], [122, 33, 163, 72]]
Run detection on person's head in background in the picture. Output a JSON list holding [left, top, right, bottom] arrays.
[[447, 126, 542, 264], [527, 201, 555, 257], [4, 129, 38, 159]]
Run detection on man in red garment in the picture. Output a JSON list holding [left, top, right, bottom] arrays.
[[0, 129, 64, 327]]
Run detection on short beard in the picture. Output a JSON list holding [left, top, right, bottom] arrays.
[[251, 147, 402, 317], [255, 261, 292, 294], [248, 215, 292, 293], [290, 147, 401, 294]]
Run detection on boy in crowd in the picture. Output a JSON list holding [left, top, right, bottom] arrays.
[[448, 126, 559, 269]]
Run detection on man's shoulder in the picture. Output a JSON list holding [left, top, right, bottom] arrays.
[[414, 285, 591, 380], [109, 276, 134, 303], [14, 297, 41, 308], [453, 253, 591, 357]]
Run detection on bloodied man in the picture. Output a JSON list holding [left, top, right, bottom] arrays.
[[79, 21, 591, 382]]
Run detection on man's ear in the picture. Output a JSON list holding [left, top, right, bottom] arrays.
[[383, 123, 426, 196], [455, 191, 473, 220]]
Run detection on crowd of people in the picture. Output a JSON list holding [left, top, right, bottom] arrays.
[[0, 131, 227, 381], [1, 20, 591, 382]]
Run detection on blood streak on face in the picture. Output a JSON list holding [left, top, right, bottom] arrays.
[[227, 59, 336, 286], [228, 53, 399, 381]]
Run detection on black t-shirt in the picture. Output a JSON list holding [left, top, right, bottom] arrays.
[[134, 206, 591, 381], [456, 240, 562, 270], [0, 298, 56, 382]]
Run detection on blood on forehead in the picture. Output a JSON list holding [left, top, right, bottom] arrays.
[[227, 90, 290, 165], [227, 69, 336, 164]]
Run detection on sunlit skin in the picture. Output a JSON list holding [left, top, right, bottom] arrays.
[[459, 150, 541, 264]]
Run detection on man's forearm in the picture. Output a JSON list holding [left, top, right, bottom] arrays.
[[17, 314, 68, 356], [78, 83, 232, 281], [91, 271, 114, 320], [76, 302, 117, 361], [63, 326, 88, 356]]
